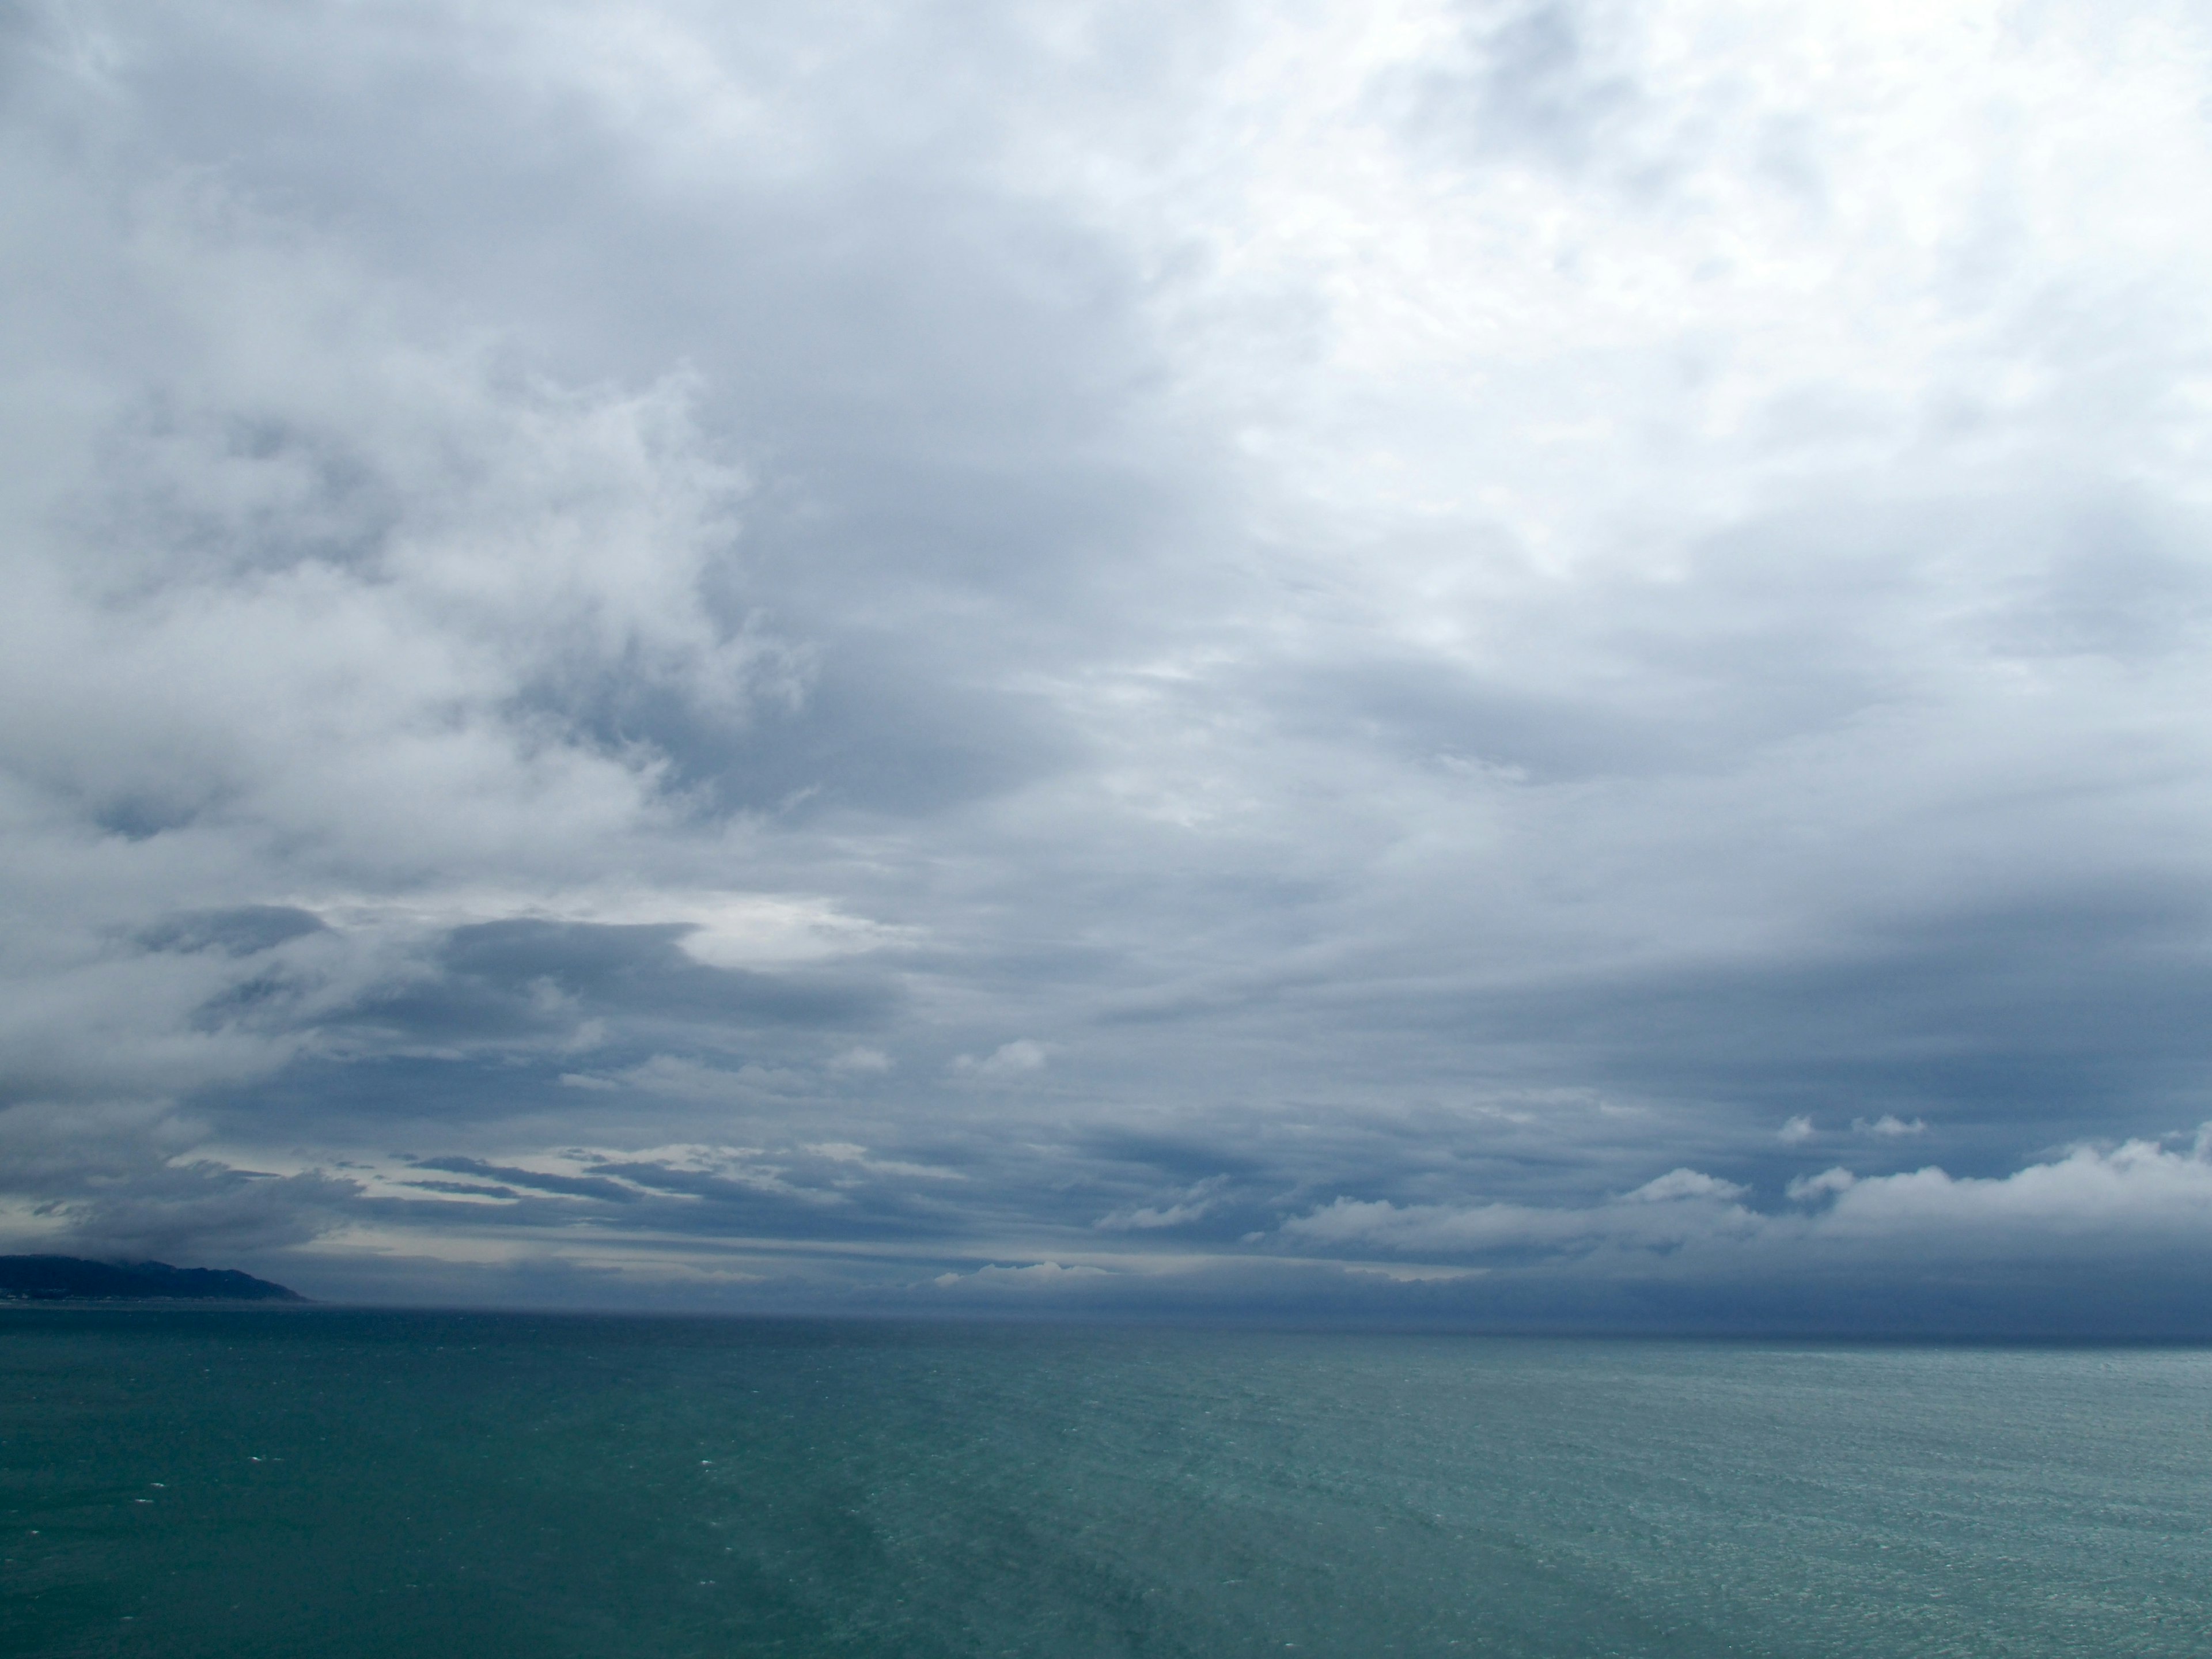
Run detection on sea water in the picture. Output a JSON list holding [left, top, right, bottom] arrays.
[[2, 1312, 2207, 1657]]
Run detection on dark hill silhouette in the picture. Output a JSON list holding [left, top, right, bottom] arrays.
[[0, 1255, 302, 1302]]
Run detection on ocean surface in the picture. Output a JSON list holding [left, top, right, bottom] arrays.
[[2, 1312, 2208, 1657]]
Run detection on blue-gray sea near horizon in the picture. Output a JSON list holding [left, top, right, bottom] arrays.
[[3, 1311, 2207, 1657]]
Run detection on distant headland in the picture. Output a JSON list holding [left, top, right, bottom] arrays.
[[0, 1255, 303, 1302]]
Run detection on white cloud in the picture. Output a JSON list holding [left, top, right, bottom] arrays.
[[1096, 1174, 1230, 1232], [1282, 1134, 2212, 1269], [952, 1040, 1049, 1078], [931, 1260, 1111, 1290], [1625, 1168, 1747, 1205], [803, 1142, 964, 1181], [1810, 1137, 2212, 1244], [1281, 1166, 1759, 1255], [597, 1057, 809, 1101], [1339, 1263, 1487, 1283], [1786, 1167, 1857, 1203]]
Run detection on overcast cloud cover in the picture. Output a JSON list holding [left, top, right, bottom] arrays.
[[5, 0, 2212, 1330]]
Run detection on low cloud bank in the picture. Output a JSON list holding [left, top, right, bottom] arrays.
[[1243, 1134, 2212, 1330], [12, 1121, 2211, 1335], [1283, 1134, 2212, 1262]]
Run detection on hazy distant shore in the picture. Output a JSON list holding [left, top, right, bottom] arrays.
[[0, 1255, 301, 1304]]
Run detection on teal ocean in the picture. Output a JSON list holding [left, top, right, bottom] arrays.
[[3, 1312, 2209, 1657]]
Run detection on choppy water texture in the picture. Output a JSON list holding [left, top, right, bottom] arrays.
[[3, 1313, 2209, 1657]]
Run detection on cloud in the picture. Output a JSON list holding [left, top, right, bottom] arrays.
[[0, 1094, 362, 1265], [931, 1261, 1113, 1292], [1785, 1167, 1856, 1203], [1806, 1136, 2212, 1245], [1276, 1134, 2212, 1282], [805, 1142, 965, 1181], [138, 906, 329, 957], [1280, 1166, 1760, 1258], [1624, 1169, 1746, 1205], [1096, 1174, 1231, 1232], [4, 0, 2212, 1328], [953, 1040, 1049, 1078]]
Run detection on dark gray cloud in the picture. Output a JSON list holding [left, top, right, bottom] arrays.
[[3, 0, 2212, 1329], [140, 906, 329, 957], [410, 920, 893, 1035]]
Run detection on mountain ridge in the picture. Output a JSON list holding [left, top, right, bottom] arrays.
[[0, 1255, 302, 1302]]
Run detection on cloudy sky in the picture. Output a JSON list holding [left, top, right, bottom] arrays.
[[5, 0, 2212, 1329]]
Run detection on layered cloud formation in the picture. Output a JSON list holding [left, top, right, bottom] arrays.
[[5, 0, 2212, 1328]]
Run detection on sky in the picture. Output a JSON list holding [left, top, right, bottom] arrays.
[[5, 0, 2212, 1331]]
